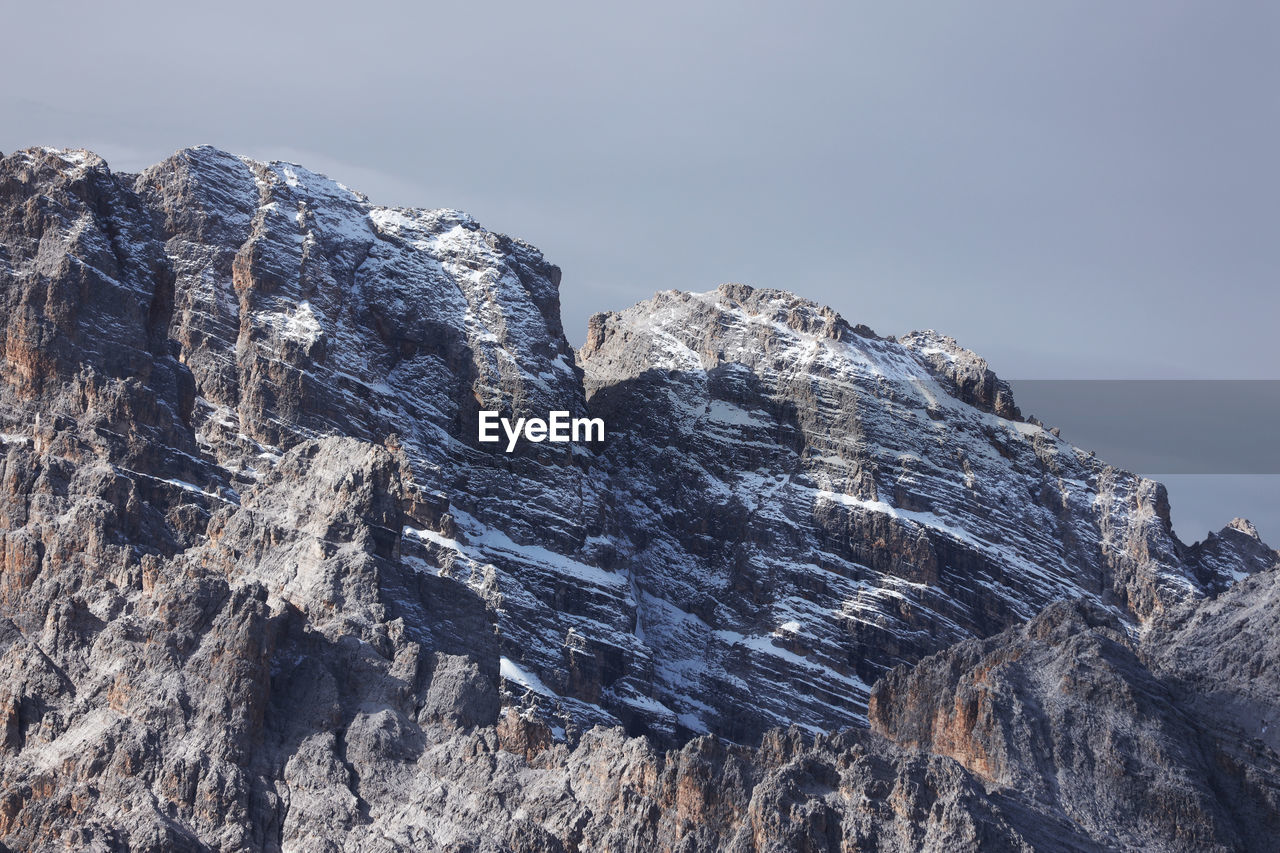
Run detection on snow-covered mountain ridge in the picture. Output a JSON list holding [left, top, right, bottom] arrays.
[[3, 144, 1270, 742], [1, 145, 1277, 851]]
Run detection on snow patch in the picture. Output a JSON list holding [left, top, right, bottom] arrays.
[[500, 657, 557, 697], [256, 300, 323, 346]]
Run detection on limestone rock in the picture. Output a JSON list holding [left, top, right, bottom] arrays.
[[1, 145, 1277, 850]]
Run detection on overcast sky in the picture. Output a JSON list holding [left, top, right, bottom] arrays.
[[3, 0, 1276, 541]]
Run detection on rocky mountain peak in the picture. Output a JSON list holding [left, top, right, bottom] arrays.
[[1187, 515, 1279, 594], [899, 328, 1021, 419], [1226, 516, 1261, 538], [1, 146, 1277, 850]]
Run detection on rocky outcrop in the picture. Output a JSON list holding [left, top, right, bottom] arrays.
[[869, 597, 1280, 851], [1, 145, 1277, 850], [575, 284, 1261, 741], [1145, 564, 1280, 756], [1185, 518, 1279, 594], [898, 330, 1021, 420]]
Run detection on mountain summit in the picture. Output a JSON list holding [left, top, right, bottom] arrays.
[[1, 146, 1276, 851]]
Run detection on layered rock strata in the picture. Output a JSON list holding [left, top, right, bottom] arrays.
[[0, 145, 1276, 851]]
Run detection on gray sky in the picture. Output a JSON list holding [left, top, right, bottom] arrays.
[[3, 0, 1277, 543]]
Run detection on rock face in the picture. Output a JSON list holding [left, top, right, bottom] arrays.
[[576, 285, 1264, 740], [869, 599, 1280, 852], [0, 145, 1277, 851]]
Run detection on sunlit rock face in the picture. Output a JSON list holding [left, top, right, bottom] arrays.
[[0, 146, 1275, 851]]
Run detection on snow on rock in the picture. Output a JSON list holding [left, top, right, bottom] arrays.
[[577, 283, 1266, 741], [1, 145, 1277, 851]]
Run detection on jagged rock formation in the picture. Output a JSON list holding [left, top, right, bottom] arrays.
[[576, 285, 1268, 740], [0, 145, 1277, 851], [870, 598, 1280, 851]]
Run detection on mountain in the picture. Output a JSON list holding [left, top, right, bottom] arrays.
[[0, 145, 1276, 851]]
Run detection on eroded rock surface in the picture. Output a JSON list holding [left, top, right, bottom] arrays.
[[576, 284, 1267, 740], [870, 598, 1280, 852], [0, 146, 1276, 851]]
